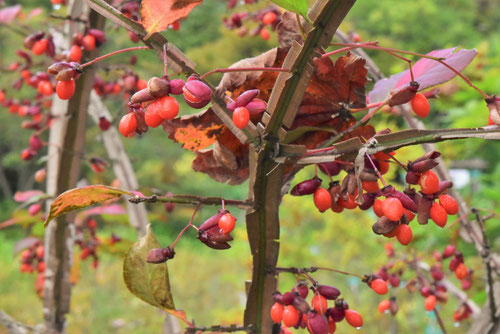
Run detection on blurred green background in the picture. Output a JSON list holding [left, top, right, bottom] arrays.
[[0, 0, 499, 333]]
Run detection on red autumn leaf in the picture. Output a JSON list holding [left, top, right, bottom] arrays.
[[140, 0, 202, 38], [368, 47, 477, 103], [0, 4, 21, 23], [44, 185, 133, 227]]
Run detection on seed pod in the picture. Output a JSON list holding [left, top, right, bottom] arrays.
[[359, 170, 379, 182], [293, 295, 310, 314], [48, 62, 71, 75], [389, 297, 398, 315], [168, 79, 185, 95], [417, 196, 433, 224], [235, 89, 259, 108], [203, 226, 234, 243], [412, 151, 441, 164], [294, 282, 309, 299], [406, 171, 420, 184], [306, 312, 329, 334], [442, 245, 456, 259], [133, 109, 149, 135], [29, 135, 43, 151], [316, 285, 340, 300], [131, 88, 155, 104], [183, 79, 212, 108], [146, 247, 175, 263], [56, 68, 80, 81], [199, 210, 228, 231], [436, 180, 453, 194], [291, 177, 322, 196], [147, 77, 170, 98], [203, 240, 231, 250], [358, 193, 375, 210], [431, 265, 444, 281], [24, 32, 45, 49], [329, 304, 345, 322], [282, 291, 296, 305], [387, 82, 419, 107], [372, 216, 398, 235], [391, 190, 418, 213], [410, 159, 439, 173], [87, 29, 107, 44], [245, 98, 267, 115], [318, 162, 342, 177]]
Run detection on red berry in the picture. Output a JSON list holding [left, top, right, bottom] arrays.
[[378, 299, 390, 313], [20, 263, 33, 273], [313, 188, 332, 212], [438, 194, 459, 215], [136, 79, 147, 90], [37, 261, 46, 272], [396, 224, 412, 245], [260, 28, 270, 40], [373, 199, 384, 217], [233, 106, 250, 129], [270, 302, 284, 323], [37, 80, 53, 96], [411, 93, 430, 118], [32, 39, 48, 55], [69, 45, 82, 62], [34, 169, 46, 183], [144, 107, 164, 127], [21, 149, 35, 161], [153, 96, 179, 120], [338, 194, 357, 209], [455, 263, 468, 279], [282, 305, 300, 327], [262, 11, 277, 25], [424, 295, 436, 311], [82, 34, 96, 51], [419, 170, 439, 194], [56, 80, 76, 100], [36, 245, 44, 259], [430, 202, 448, 228], [362, 180, 379, 193], [311, 294, 328, 314], [218, 213, 236, 234], [370, 278, 389, 295], [442, 245, 456, 259], [382, 197, 404, 221], [119, 113, 137, 137], [99, 116, 111, 131], [328, 317, 336, 334], [344, 309, 363, 328]]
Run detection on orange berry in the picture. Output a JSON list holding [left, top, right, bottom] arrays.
[[378, 160, 390, 174], [69, 45, 82, 62], [338, 194, 357, 209], [419, 170, 439, 194], [362, 180, 379, 193], [424, 295, 436, 311], [262, 11, 277, 25], [260, 28, 270, 40], [144, 107, 164, 127], [136, 79, 147, 90], [455, 263, 468, 279], [311, 294, 328, 314], [119, 113, 137, 137], [430, 202, 447, 228], [218, 213, 236, 234], [32, 39, 48, 55], [411, 93, 430, 118], [382, 197, 404, 221], [328, 317, 336, 333], [373, 198, 384, 217], [37, 80, 53, 96], [378, 299, 391, 313], [148, 96, 179, 121], [282, 305, 300, 327], [345, 309, 363, 328], [82, 34, 96, 51], [270, 302, 284, 323], [314, 188, 332, 212], [56, 80, 76, 100], [233, 106, 250, 129], [438, 194, 458, 215], [396, 224, 412, 245], [370, 278, 389, 295]]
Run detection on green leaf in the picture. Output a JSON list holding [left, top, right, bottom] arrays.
[[44, 185, 133, 227], [123, 226, 175, 310], [269, 0, 311, 24]]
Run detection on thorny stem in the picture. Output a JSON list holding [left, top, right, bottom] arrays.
[[365, 153, 387, 187], [171, 203, 201, 249], [328, 42, 490, 99], [80, 46, 150, 68], [199, 67, 290, 80]]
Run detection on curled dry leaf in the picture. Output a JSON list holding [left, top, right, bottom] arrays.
[[276, 11, 304, 48], [213, 140, 238, 170]]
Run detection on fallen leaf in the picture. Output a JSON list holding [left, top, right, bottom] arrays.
[[45, 185, 132, 227], [140, 0, 202, 39]]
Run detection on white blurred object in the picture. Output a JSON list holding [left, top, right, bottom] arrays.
[[449, 169, 471, 189]]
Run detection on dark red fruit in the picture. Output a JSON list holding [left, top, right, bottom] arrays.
[[99, 116, 111, 131], [442, 245, 456, 259], [291, 177, 322, 196], [316, 285, 340, 300]]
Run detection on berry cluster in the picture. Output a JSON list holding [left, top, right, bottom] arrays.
[[226, 89, 267, 129], [290, 150, 458, 246], [75, 218, 100, 269], [270, 282, 363, 334], [19, 240, 45, 297], [223, 5, 281, 41]]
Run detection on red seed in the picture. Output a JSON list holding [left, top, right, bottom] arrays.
[[344, 309, 363, 328], [419, 170, 439, 195], [32, 39, 48, 55], [313, 188, 332, 212], [282, 305, 300, 327], [260, 28, 270, 40], [118, 113, 137, 137], [155, 96, 179, 120], [373, 199, 384, 217], [218, 213, 236, 234], [455, 263, 468, 279], [82, 34, 96, 51], [262, 11, 277, 25], [411, 93, 430, 118], [69, 45, 82, 62], [144, 107, 164, 128], [382, 197, 404, 221], [311, 294, 328, 314], [56, 80, 76, 100], [270, 302, 284, 323], [424, 295, 436, 311], [430, 202, 448, 228], [396, 224, 413, 245], [378, 300, 391, 313], [370, 278, 389, 295], [233, 106, 250, 129], [438, 194, 459, 215]]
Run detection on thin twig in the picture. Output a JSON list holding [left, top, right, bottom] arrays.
[[171, 203, 201, 249], [128, 194, 253, 209], [433, 308, 447, 334], [80, 46, 150, 68], [199, 67, 289, 80]]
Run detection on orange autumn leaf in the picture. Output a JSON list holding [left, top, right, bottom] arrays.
[[140, 0, 203, 39]]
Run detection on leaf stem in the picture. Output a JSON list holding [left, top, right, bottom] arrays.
[[365, 153, 387, 187], [80, 46, 150, 68], [199, 67, 290, 80]]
